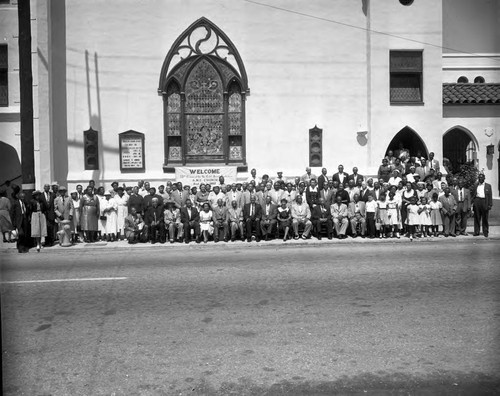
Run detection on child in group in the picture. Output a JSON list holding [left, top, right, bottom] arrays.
[[365, 194, 378, 238], [418, 196, 432, 237], [386, 191, 400, 238], [376, 193, 389, 238], [406, 196, 420, 241], [429, 192, 443, 237]]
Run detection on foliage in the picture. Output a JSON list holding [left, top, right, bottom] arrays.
[[454, 162, 479, 189]]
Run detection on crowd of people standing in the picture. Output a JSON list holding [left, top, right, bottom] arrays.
[[0, 150, 494, 253]]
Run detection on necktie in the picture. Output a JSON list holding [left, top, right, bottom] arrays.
[[459, 190, 462, 201], [251, 204, 254, 217], [21, 201, 25, 214]]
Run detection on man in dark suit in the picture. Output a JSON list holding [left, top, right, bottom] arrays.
[[144, 197, 165, 243], [11, 191, 30, 253], [334, 183, 350, 205], [311, 197, 333, 240], [348, 167, 364, 187], [471, 174, 493, 237], [180, 199, 200, 243], [332, 164, 350, 187], [260, 196, 277, 241], [41, 183, 56, 246], [243, 195, 262, 242], [317, 168, 329, 191], [452, 179, 471, 236]]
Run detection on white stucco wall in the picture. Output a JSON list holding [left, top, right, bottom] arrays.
[[368, 0, 443, 175]]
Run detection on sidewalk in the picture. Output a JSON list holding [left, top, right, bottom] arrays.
[[1, 225, 498, 253]]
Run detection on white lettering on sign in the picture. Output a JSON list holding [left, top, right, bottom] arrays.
[[175, 166, 237, 186], [121, 138, 143, 169]]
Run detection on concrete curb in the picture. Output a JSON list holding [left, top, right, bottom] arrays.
[[1, 228, 498, 253]]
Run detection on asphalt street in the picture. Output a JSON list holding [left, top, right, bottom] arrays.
[[1, 240, 500, 395]]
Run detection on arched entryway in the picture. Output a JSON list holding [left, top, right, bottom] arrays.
[[0, 141, 22, 189], [385, 126, 428, 160], [442, 126, 478, 174]]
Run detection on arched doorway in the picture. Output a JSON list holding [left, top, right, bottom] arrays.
[[442, 126, 477, 174], [0, 141, 22, 189], [385, 126, 428, 160]]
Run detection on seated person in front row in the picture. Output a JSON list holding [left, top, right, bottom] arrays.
[[212, 198, 229, 242], [260, 196, 278, 241], [331, 195, 348, 239], [311, 197, 333, 240], [164, 200, 183, 243], [227, 199, 245, 241], [277, 198, 292, 241], [243, 195, 262, 242], [144, 197, 165, 243], [291, 195, 312, 240], [124, 207, 146, 244], [180, 199, 200, 243], [348, 193, 366, 238]]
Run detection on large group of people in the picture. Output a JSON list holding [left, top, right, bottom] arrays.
[[0, 149, 494, 253]]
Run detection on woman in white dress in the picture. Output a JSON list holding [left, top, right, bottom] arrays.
[[103, 191, 118, 242], [96, 187, 108, 241], [386, 191, 400, 238], [114, 186, 129, 239], [199, 203, 214, 243]]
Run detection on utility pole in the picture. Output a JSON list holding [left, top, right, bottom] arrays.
[[18, 0, 35, 194]]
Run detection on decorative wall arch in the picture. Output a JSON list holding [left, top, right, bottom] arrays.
[[159, 17, 249, 168], [158, 17, 249, 95], [385, 126, 429, 160]]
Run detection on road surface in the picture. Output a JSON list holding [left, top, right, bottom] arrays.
[[1, 240, 499, 395]]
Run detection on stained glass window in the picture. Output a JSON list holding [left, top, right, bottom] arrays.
[[161, 18, 248, 165]]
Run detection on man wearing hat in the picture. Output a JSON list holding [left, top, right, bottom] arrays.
[[164, 200, 183, 243], [54, 186, 73, 230], [41, 183, 56, 246]]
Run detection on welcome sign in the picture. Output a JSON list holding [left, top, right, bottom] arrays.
[[175, 166, 237, 186]]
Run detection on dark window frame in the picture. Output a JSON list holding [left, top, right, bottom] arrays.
[[389, 50, 424, 105]]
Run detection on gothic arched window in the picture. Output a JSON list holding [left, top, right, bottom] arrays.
[[159, 17, 249, 167]]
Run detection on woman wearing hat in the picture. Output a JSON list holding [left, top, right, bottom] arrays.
[[79, 186, 99, 243], [29, 190, 48, 252]]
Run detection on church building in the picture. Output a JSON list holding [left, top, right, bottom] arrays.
[[1, 0, 499, 194]]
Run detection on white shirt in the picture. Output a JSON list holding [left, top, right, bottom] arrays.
[[476, 183, 485, 198]]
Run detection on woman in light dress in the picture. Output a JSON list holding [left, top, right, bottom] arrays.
[[429, 192, 443, 237], [80, 186, 99, 243], [103, 191, 118, 242], [30, 190, 48, 252], [199, 202, 213, 243], [406, 196, 421, 241], [386, 191, 400, 238]]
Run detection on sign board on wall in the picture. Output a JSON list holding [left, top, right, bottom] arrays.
[[175, 166, 237, 186], [119, 130, 145, 173]]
